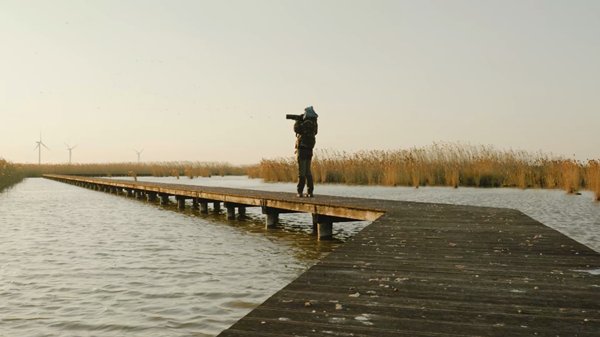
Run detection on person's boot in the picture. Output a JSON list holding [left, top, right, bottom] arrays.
[[296, 176, 305, 197], [305, 176, 314, 197]]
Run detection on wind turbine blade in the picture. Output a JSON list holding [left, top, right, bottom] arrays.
[[140, 149, 144, 154], [65, 143, 70, 148], [42, 143, 50, 150], [72, 145, 78, 149], [34, 144, 40, 150]]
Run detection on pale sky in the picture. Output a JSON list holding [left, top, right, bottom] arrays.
[[1, 0, 598, 164]]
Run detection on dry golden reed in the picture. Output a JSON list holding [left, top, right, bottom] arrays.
[[249, 142, 599, 197], [587, 160, 600, 201], [126, 170, 138, 182], [0, 159, 25, 191], [20, 161, 249, 179]]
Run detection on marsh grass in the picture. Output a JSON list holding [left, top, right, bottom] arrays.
[[127, 170, 138, 181], [587, 160, 600, 201], [249, 142, 600, 196], [0, 159, 25, 191], [20, 161, 249, 179]]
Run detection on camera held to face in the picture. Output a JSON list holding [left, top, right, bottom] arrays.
[[286, 114, 304, 121]]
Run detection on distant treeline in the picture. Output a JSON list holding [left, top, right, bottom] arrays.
[[0, 159, 26, 192], [247, 143, 600, 201]]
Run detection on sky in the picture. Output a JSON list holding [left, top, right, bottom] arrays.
[[1, 0, 599, 165]]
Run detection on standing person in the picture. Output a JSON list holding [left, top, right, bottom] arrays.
[[294, 106, 318, 197]]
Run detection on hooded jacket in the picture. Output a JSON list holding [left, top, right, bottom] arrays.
[[294, 107, 318, 150]]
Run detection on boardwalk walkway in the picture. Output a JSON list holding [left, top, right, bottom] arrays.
[[45, 175, 600, 336]]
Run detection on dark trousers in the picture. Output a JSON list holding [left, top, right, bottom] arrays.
[[297, 150, 314, 194]]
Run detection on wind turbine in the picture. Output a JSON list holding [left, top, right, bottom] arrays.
[[65, 143, 78, 164], [134, 148, 144, 163], [33, 132, 50, 165]]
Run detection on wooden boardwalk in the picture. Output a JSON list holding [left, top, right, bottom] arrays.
[[43, 174, 386, 240], [44, 175, 600, 336]]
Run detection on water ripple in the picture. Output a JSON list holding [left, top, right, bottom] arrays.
[[0, 178, 331, 336]]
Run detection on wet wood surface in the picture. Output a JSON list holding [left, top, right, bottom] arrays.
[[44, 175, 600, 336]]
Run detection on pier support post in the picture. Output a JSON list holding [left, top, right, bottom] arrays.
[[177, 196, 186, 210], [226, 204, 235, 220], [265, 213, 279, 228], [192, 198, 199, 210], [146, 192, 157, 202], [311, 213, 318, 236], [125, 189, 132, 197], [213, 202, 220, 212], [110, 187, 116, 194], [200, 202, 208, 214], [317, 219, 333, 240], [159, 194, 169, 205], [225, 202, 244, 220], [136, 190, 145, 199]]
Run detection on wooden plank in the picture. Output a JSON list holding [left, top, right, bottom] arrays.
[[217, 202, 600, 336]]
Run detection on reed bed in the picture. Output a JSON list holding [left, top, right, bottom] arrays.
[[0, 159, 26, 192], [20, 161, 249, 179], [248, 142, 600, 197], [587, 160, 600, 201]]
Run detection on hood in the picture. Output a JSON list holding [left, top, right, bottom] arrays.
[[304, 106, 318, 119]]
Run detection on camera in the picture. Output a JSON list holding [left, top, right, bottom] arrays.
[[286, 114, 304, 121]]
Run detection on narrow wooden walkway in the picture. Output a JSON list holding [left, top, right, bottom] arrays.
[[43, 174, 386, 240], [44, 175, 600, 336]]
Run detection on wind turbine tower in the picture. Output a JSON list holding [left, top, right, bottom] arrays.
[[34, 132, 50, 165], [65, 143, 78, 164], [134, 149, 144, 163]]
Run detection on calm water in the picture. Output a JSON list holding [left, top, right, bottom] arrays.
[[1, 177, 599, 337], [0, 178, 335, 337]]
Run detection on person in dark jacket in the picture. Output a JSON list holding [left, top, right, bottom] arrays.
[[294, 106, 318, 197]]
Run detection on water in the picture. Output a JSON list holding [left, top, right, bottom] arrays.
[[1, 177, 599, 337], [0, 178, 334, 337]]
